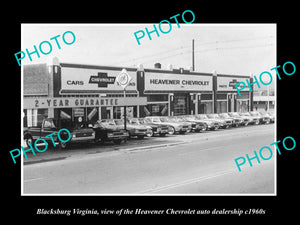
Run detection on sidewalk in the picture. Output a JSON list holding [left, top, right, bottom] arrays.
[[23, 136, 185, 165]]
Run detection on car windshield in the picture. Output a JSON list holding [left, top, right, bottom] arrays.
[[129, 118, 140, 125], [229, 113, 239, 117], [159, 117, 169, 122], [219, 113, 229, 118], [114, 119, 124, 125], [138, 118, 146, 124], [240, 112, 251, 116], [250, 112, 259, 116], [167, 117, 178, 122], [148, 117, 161, 123], [207, 114, 219, 119]]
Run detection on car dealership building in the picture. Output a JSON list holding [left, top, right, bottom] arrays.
[[23, 58, 253, 127]]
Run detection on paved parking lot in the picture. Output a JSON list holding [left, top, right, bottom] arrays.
[[23, 123, 275, 194]]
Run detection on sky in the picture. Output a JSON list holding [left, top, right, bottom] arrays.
[[21, 23, 276, 90]]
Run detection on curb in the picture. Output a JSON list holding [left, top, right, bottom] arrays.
[[119, 141, 186, 152]]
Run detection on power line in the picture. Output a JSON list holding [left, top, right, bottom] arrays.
[[114, 45, 190, 65]]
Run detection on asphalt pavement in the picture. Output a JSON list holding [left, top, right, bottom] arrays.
[[23, 123, 275, 195]]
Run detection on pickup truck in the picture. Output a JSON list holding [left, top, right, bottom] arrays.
[[23, 118, 95, 149]]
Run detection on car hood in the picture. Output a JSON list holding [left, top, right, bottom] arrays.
[[72, 128, 94, 133], [159, 122, 182, 127], [95, 123, 122, 131]]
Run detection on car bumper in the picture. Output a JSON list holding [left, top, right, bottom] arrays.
[[71, 136, 95, 142], [107, 133, 129, 140], [153, 128, 169, 135]]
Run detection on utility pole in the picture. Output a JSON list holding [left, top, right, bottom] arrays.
[[192, 39, 195, 71]]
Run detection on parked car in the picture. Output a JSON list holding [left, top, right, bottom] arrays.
[[138, 118, 169, 137], [144, 116, 188, 135], [263, 111, 275, 123], [206, 113, 232, 128], [177, 115, 206, 132], [93, 120, 129, 144], [169, 116, 193, 132], [23, 118, 95, 149], [103, 119, 149, 139], [218, 113, 243, 127], [239, 112, 260, 125], [126, 118, 153, 137], [194, 114, 220, 130], [250, 111, 271, 124], [228, 112, 251, 126]]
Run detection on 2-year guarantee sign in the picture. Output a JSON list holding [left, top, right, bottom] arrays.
[[116, 69, 132, 90]]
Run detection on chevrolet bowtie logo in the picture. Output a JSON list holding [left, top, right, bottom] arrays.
[[89, 72, 116, 87]]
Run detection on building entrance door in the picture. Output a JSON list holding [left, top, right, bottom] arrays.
[[173, 93, 188, 116]]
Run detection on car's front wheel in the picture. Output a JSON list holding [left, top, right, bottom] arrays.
[[59, 141, 68, 149], [25, 136, 34, 147], [113, 139, 122, 144], [168, 127, 175, 135]]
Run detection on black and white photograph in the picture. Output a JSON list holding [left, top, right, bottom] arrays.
[[4, 5, 298, 220], [21, 23, 276, 195]]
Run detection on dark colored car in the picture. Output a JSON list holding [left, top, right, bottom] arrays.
[[93, 120, 129, 144], [24, 118, 95, 149], [138, 118, 169, 137]]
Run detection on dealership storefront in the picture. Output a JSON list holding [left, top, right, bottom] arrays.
[[23, 59, 253, 127], [215, 75, 251, 113], [139, 68, 214, 117]]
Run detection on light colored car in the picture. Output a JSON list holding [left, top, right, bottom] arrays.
[[239, 112, 260, 125], [206, 114, 232, 128], [250, 111, 271, 124], [102, 119, 150, 139], [218, 113, 243, 127], [144, 116, 188, 135], [177, 115, 206, 132], [228, 112, 251, 126], [127, 118, 154, 137], [194, 114, 220, 130]]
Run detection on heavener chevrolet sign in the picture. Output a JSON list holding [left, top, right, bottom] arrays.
[[145, 73, 212, 91]]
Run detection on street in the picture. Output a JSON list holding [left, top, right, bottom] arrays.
[[23, 124, 275, 195]]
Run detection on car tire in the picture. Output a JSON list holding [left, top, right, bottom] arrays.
[[255, 120, 260, 125], [147, 130, 153, 137], [59, 141, 67, 149], [25, 136, 34, 147], [168, 127, 175, 135]]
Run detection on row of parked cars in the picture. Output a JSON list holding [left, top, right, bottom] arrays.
[[90, 111, 275, 145], [23, 111, 274, 149]]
